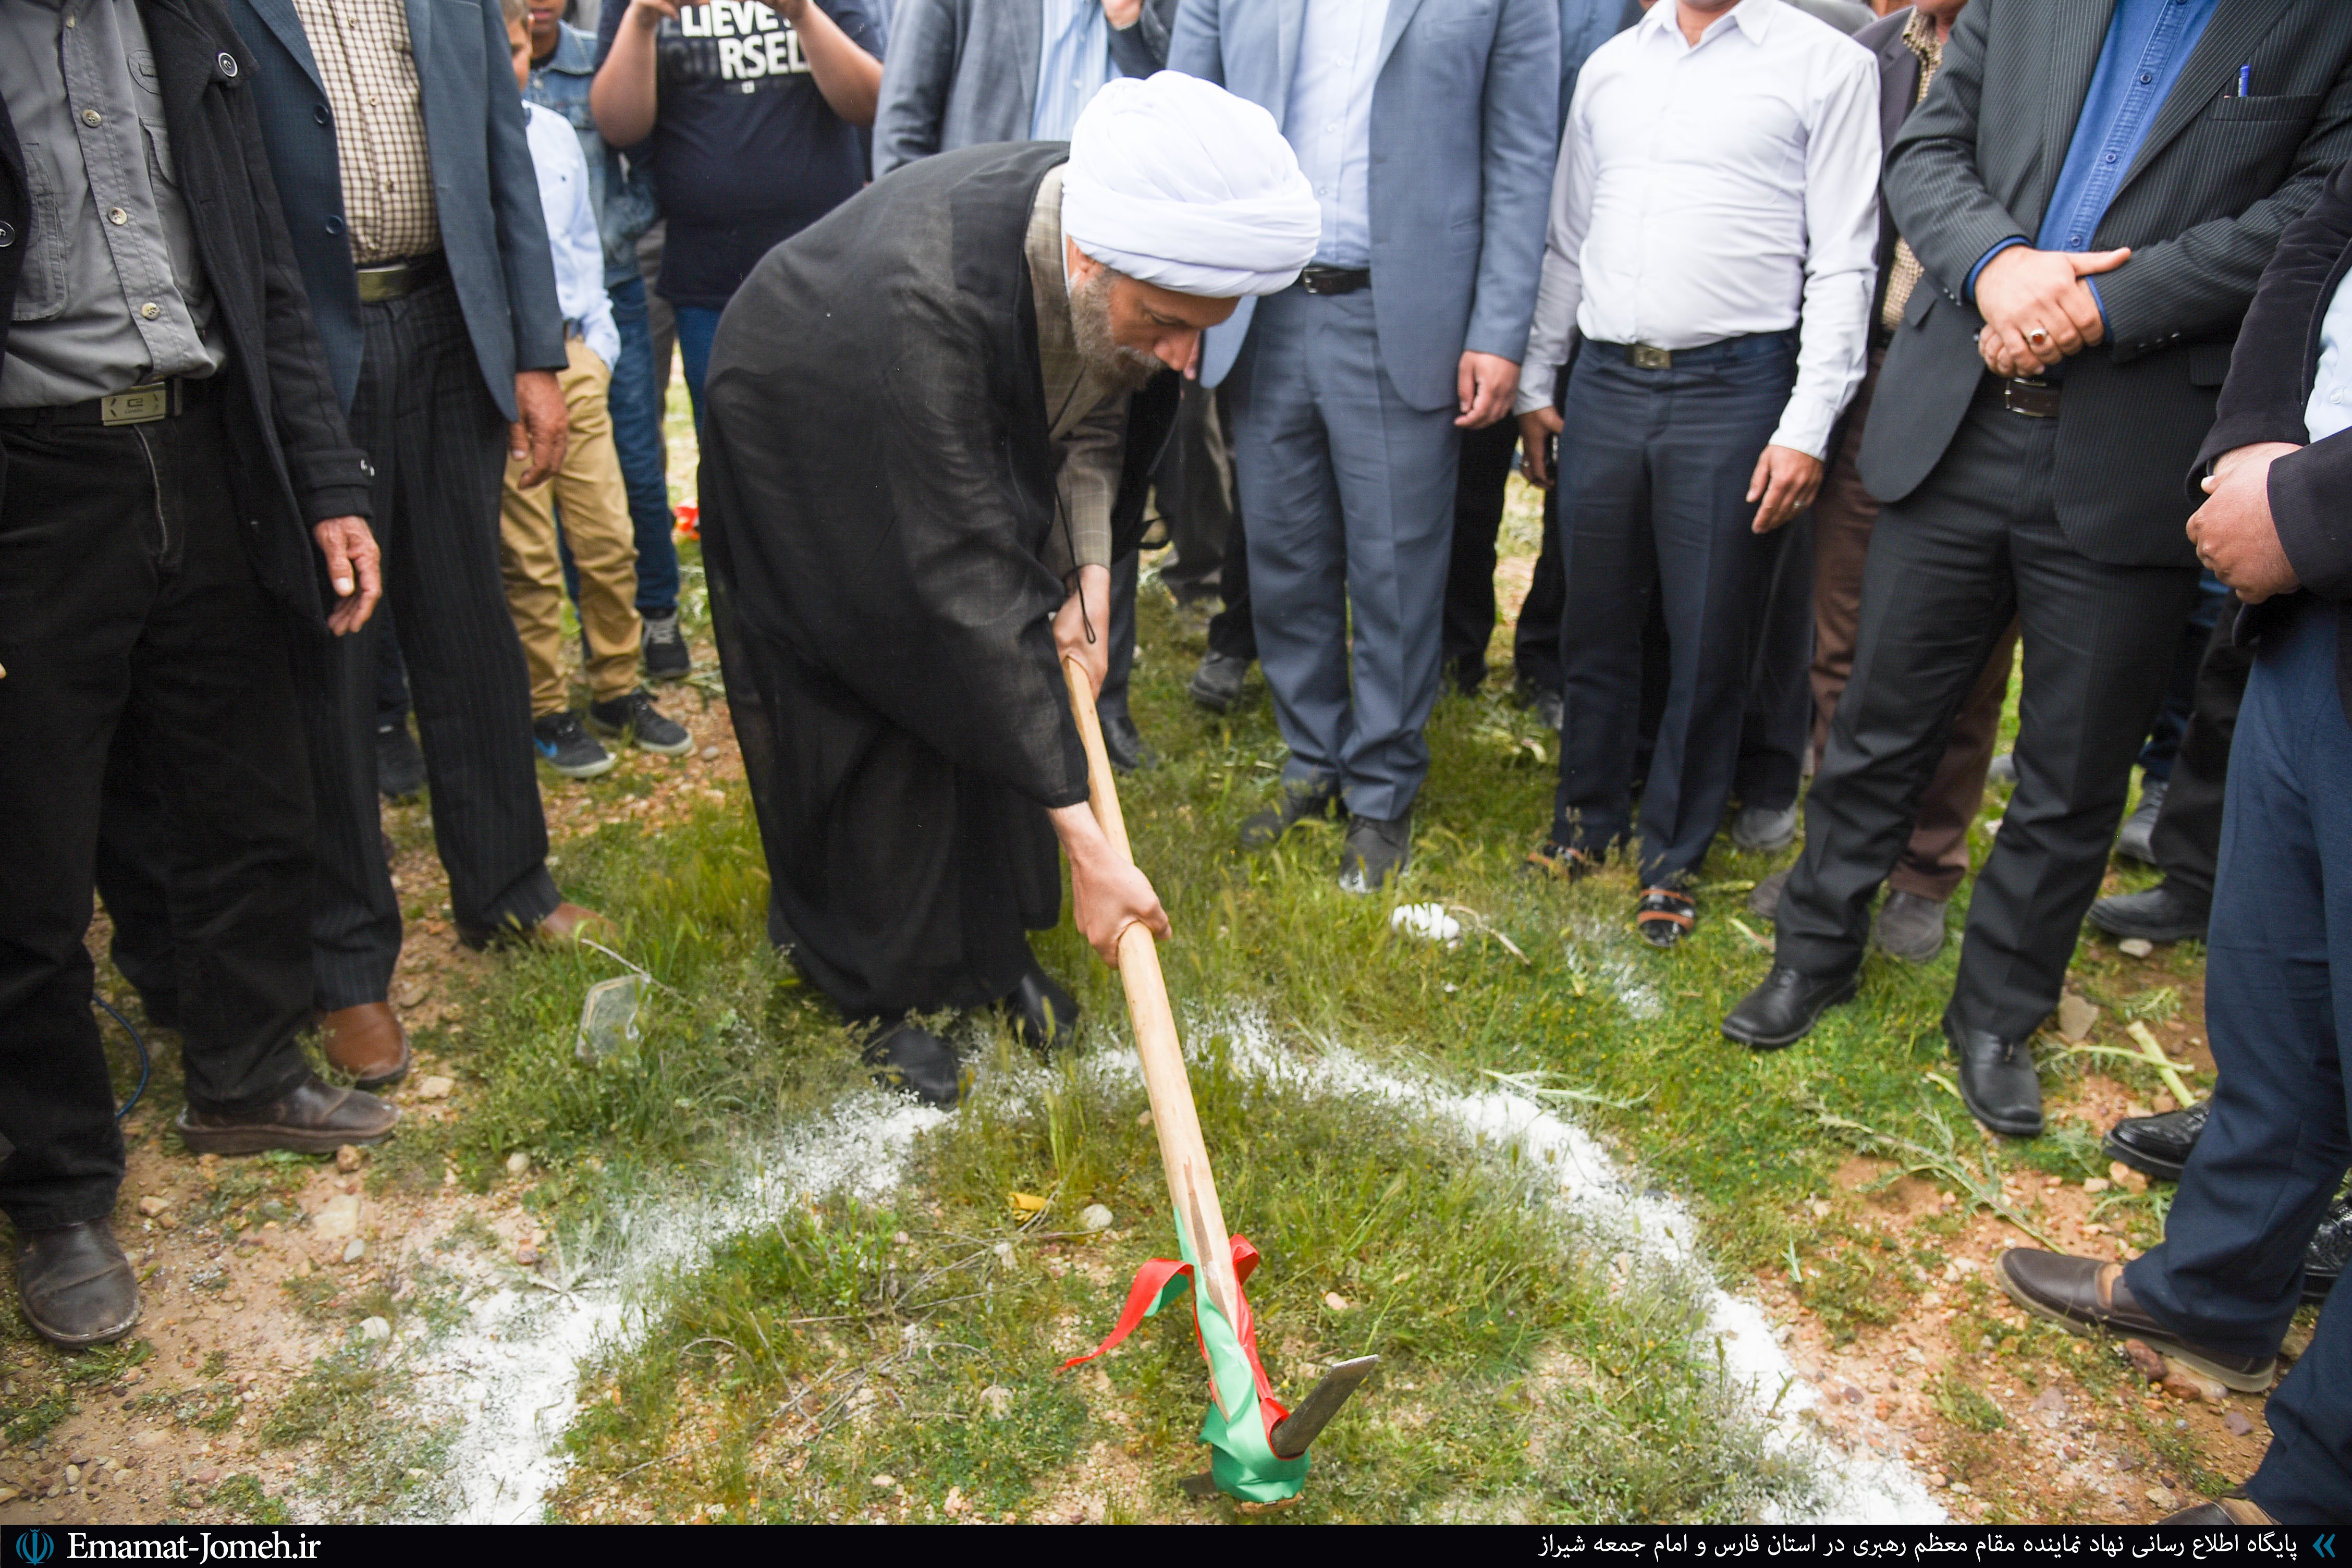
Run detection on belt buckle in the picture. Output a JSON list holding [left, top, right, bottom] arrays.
[[101, 382, 171, 426], [355, 262, 406, 304], [1630, 344, 1673, 371]]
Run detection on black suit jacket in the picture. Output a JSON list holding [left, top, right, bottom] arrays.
[[1858, 0, 2352, 566], [0, 0, 369, 628], [2194, 156, 2352, 722]]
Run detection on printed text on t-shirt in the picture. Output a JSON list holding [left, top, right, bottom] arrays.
[[671, 3, 808, 82]]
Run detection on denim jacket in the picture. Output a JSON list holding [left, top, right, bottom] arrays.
[[528, 21, 658, 288]]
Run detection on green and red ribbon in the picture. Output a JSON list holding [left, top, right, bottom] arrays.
[[1062, 1222, 1312, 1503]]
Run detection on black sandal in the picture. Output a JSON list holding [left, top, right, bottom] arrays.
[[1634, 888, 1696, 948], [1525, 838, 1598, 881]]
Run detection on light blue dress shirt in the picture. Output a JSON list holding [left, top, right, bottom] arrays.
[[1284, 0, 1389, 268], [1032, 0, 1114, 141], [522, 101, 621, 371], [2306, 272, 2352, 443], [1968, 0, 2221, 316]]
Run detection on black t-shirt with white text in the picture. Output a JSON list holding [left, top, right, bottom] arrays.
[[596, 0, 886, 309]]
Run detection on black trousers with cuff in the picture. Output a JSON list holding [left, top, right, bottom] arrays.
[[0, 387, 314, 1233]]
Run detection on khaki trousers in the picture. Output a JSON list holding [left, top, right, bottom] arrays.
[[1811, 344, 2016, 902], [500, 336, 641, 716]]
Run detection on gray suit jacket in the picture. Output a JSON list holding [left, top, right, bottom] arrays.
[[1169, 0, 1560, 412], [222, 0, 567, 418], [872, 0, 1175, 178], [1859, 0, 2352, 564]]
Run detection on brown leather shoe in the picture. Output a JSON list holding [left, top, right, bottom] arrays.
[[1995, 1248, 2275, 1392], [176, 1072, 400, 1156], [456, 900, 610, 951], [315, 1002, 411, 1089], [2158, 1498, 2276, 1525]]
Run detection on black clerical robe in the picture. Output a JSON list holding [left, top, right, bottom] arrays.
[[700, 142, 1179, 1019]]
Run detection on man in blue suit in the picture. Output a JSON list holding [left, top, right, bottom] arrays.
[[1170, 0, 1559, 892], [104, 0, 601, 1087]]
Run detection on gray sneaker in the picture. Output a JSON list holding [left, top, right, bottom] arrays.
[[641, 610, 691, 682], [533, 710, 616, 779], [1873, 890, 1948, 963], [1749, 866, 1790, 922], [589, 687, 693, 756], [2115, 780, 2166, 864], [1338, 812, 1412, 895]]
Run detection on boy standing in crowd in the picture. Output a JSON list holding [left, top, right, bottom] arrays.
[[520, 0, 686, 681], [591, 0, 887, 423], [504, 0, 693, 777]]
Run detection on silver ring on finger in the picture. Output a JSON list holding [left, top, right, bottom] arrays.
[[2026, 326, 2052, 348]]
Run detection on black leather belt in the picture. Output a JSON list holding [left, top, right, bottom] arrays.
[[0, 374, 210, 428], [2003, 377, 2061, 418], [1298, 265, 1371, 297], [356, 251, 447, 303]]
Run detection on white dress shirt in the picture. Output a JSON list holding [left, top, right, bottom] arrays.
[[1515, 0, 1881, 460], [522, 100, 619, 371], [1283, 0, 1388, 268]]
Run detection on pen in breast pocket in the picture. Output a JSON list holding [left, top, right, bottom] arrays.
[[2238, 64, 2253, 96]]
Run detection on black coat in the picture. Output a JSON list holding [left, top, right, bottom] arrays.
[[2194, 155, 2352, 724], [696, 142, 1180, 1018], [1858, 0, 2352, 566], [0, 0, 369, 628]]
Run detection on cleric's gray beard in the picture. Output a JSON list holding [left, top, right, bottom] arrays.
[[1070, 267, 1166, 393]]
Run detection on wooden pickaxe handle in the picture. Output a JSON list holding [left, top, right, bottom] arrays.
[[1062, 656, 1243, 1331]]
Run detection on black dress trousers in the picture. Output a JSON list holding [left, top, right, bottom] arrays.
[[1440, 416, 1522, 693], [0, 388, 315, 1232], [99, 276, 561, 1011], [1774, 377, 2201, 1039]]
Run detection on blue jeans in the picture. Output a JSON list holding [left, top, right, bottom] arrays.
[[604, 273, 680, 616], [676, 303, 724, 432], [2125, 600, 2352, 1522]]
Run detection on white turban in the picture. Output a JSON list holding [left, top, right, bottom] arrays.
[[1062, 72, 1321, 299]]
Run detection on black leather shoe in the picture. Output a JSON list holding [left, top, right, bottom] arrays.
[[175, 1072, 400, 1155], [15, 1219, 140, 1348], [1721, 966, 1858, 1050], [1238, 776, 1341, 851], [2305, 1195, 2349, 1304], [1338, 812, 1412, 894], [1950, 1024, 2043, 1137], [1189, 651, 1249, 713], [862, 1021, 968, 1108], [2086, 878, 2210, 944], [1099, 710, 1157, 774], [1002, 962, 1081, 1056], [1994, 1248, 2274, 1392], [2103, 1100, 2208, 1182]]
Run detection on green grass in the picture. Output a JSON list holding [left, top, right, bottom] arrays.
[[554, 1041, 1815, 1522], [372, 479, 2241, 1519]]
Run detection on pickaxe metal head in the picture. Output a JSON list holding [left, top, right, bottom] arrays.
[[1177, 1352, 1386, 1498]]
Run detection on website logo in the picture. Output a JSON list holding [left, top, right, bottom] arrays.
[[11, 1530, 55, 1567]]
